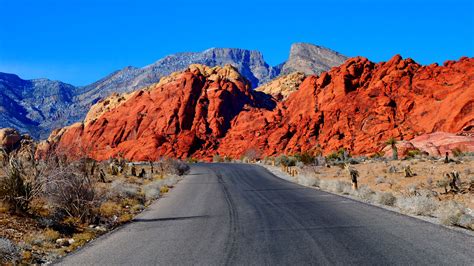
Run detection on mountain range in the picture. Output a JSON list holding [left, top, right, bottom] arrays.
[[0, 43, 347, 139]]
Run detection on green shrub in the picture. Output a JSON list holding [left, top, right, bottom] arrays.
[[276, 155, 296, 167], [452, 147, 464, 157], [406, 149, 421, 158], [294, 152, 315, 165]]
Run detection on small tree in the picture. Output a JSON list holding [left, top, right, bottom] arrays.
[[345, 164, 359, 190], [385, 138, 398, 160], [404, 165, 416, 177], [0, 157, 47, 214], [46, 168, 97, 223], [447, 171, 460, 192]]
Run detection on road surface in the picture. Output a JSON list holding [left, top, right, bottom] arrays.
[[58, 163, 474, 265]]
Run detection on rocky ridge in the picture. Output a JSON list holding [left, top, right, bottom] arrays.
[[44, 55, 474, 161]]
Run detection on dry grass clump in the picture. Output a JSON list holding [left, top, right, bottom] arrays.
[[355, 185, 375, 202], [69, 231, 96, 249], [99, 201, 122, 218], [436, 201, 474, 229], [42, 229, 60, 242], [0, 237, 19, 263], [160, 185, 169, 194], [375, 176, 386, 184], [375, 191, 396, 206], [46, 171, 98, 223], [109, 180, 139, 199], [396, 195, 439, 216], [297, 175, 320, 187]]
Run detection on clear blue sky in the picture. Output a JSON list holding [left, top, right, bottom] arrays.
[[0, 0, 473, 86]]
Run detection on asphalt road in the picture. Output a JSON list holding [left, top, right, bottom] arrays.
[[58, 163, 474, 265]]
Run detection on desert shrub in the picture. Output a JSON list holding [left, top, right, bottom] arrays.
[[156, 158, 190, 176], [375, 191, 396, 206], [118, 213, 133, 223], [426, 177, 433, 188], [162, 175, 179, 187], [406, 149, 421, 158], [46, 171, 98, 222], [356, 185, 375, 202], [370, 151, 385, 159], [0, 237, 19, 263], [243, 148, 261, 162], [458, 214, 474, 230], [276, 155, 296, 167], [387, 165, 398, 173], [375, 176, 386, 184], [43, 228, 60, 242], [0, 158, 46, 213], [451, 147, 464, 157], [319, 179, 351, 194], [436, 201, 466, 226], [99, 201, 121, 218], [186, 158, 199, 163], [294, 152, 315, 165], [397, 195, 439, 216], [436, 177, 450, 193], [326, 148, 350, 162], [326, 152, 339, 161], [298, 175, 320, 187], [70, 232, 95, 248], [143, 180, 164, 201], [109, 180, 139, 199], [213, 154, 223, 163], [160, 185, 169, 194]]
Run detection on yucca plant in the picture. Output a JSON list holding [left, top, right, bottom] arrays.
[[385, 137, 398, 160]]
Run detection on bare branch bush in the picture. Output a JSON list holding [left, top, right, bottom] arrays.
[[0, 142, 54, 213], [45, 160, 101, 223]]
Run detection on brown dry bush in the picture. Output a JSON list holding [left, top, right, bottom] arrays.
[[45, 161, 101, 223], [155, 158, 190, 176], [0, 156, 50, 214]]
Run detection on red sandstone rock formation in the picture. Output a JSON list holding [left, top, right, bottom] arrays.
[[381, 132, 474, 157], [46, 56, 474, 161], [218, 55, 474, 158], [45, 65, 266, 161]]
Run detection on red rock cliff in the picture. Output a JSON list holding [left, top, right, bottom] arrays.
[[47, 56, 474, 160]]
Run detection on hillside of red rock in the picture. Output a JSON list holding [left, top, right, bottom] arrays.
[[44, 56, 474, 161], [218, 55, 474, 158], [42, 65, 273, 161]]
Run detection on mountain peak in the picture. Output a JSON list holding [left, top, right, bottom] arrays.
[[281, 43, 348, 75]]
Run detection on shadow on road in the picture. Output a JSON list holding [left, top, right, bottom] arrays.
[[132, 215, 209, 223]]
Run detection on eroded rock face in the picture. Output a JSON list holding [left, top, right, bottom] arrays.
[[49, 56, 474, 160], [255, 72, 306, 100], [0, 128, 22, 152], [217, 55, 474, 158], [0, 128, 37, 165], [49, 65, 263, 161]]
